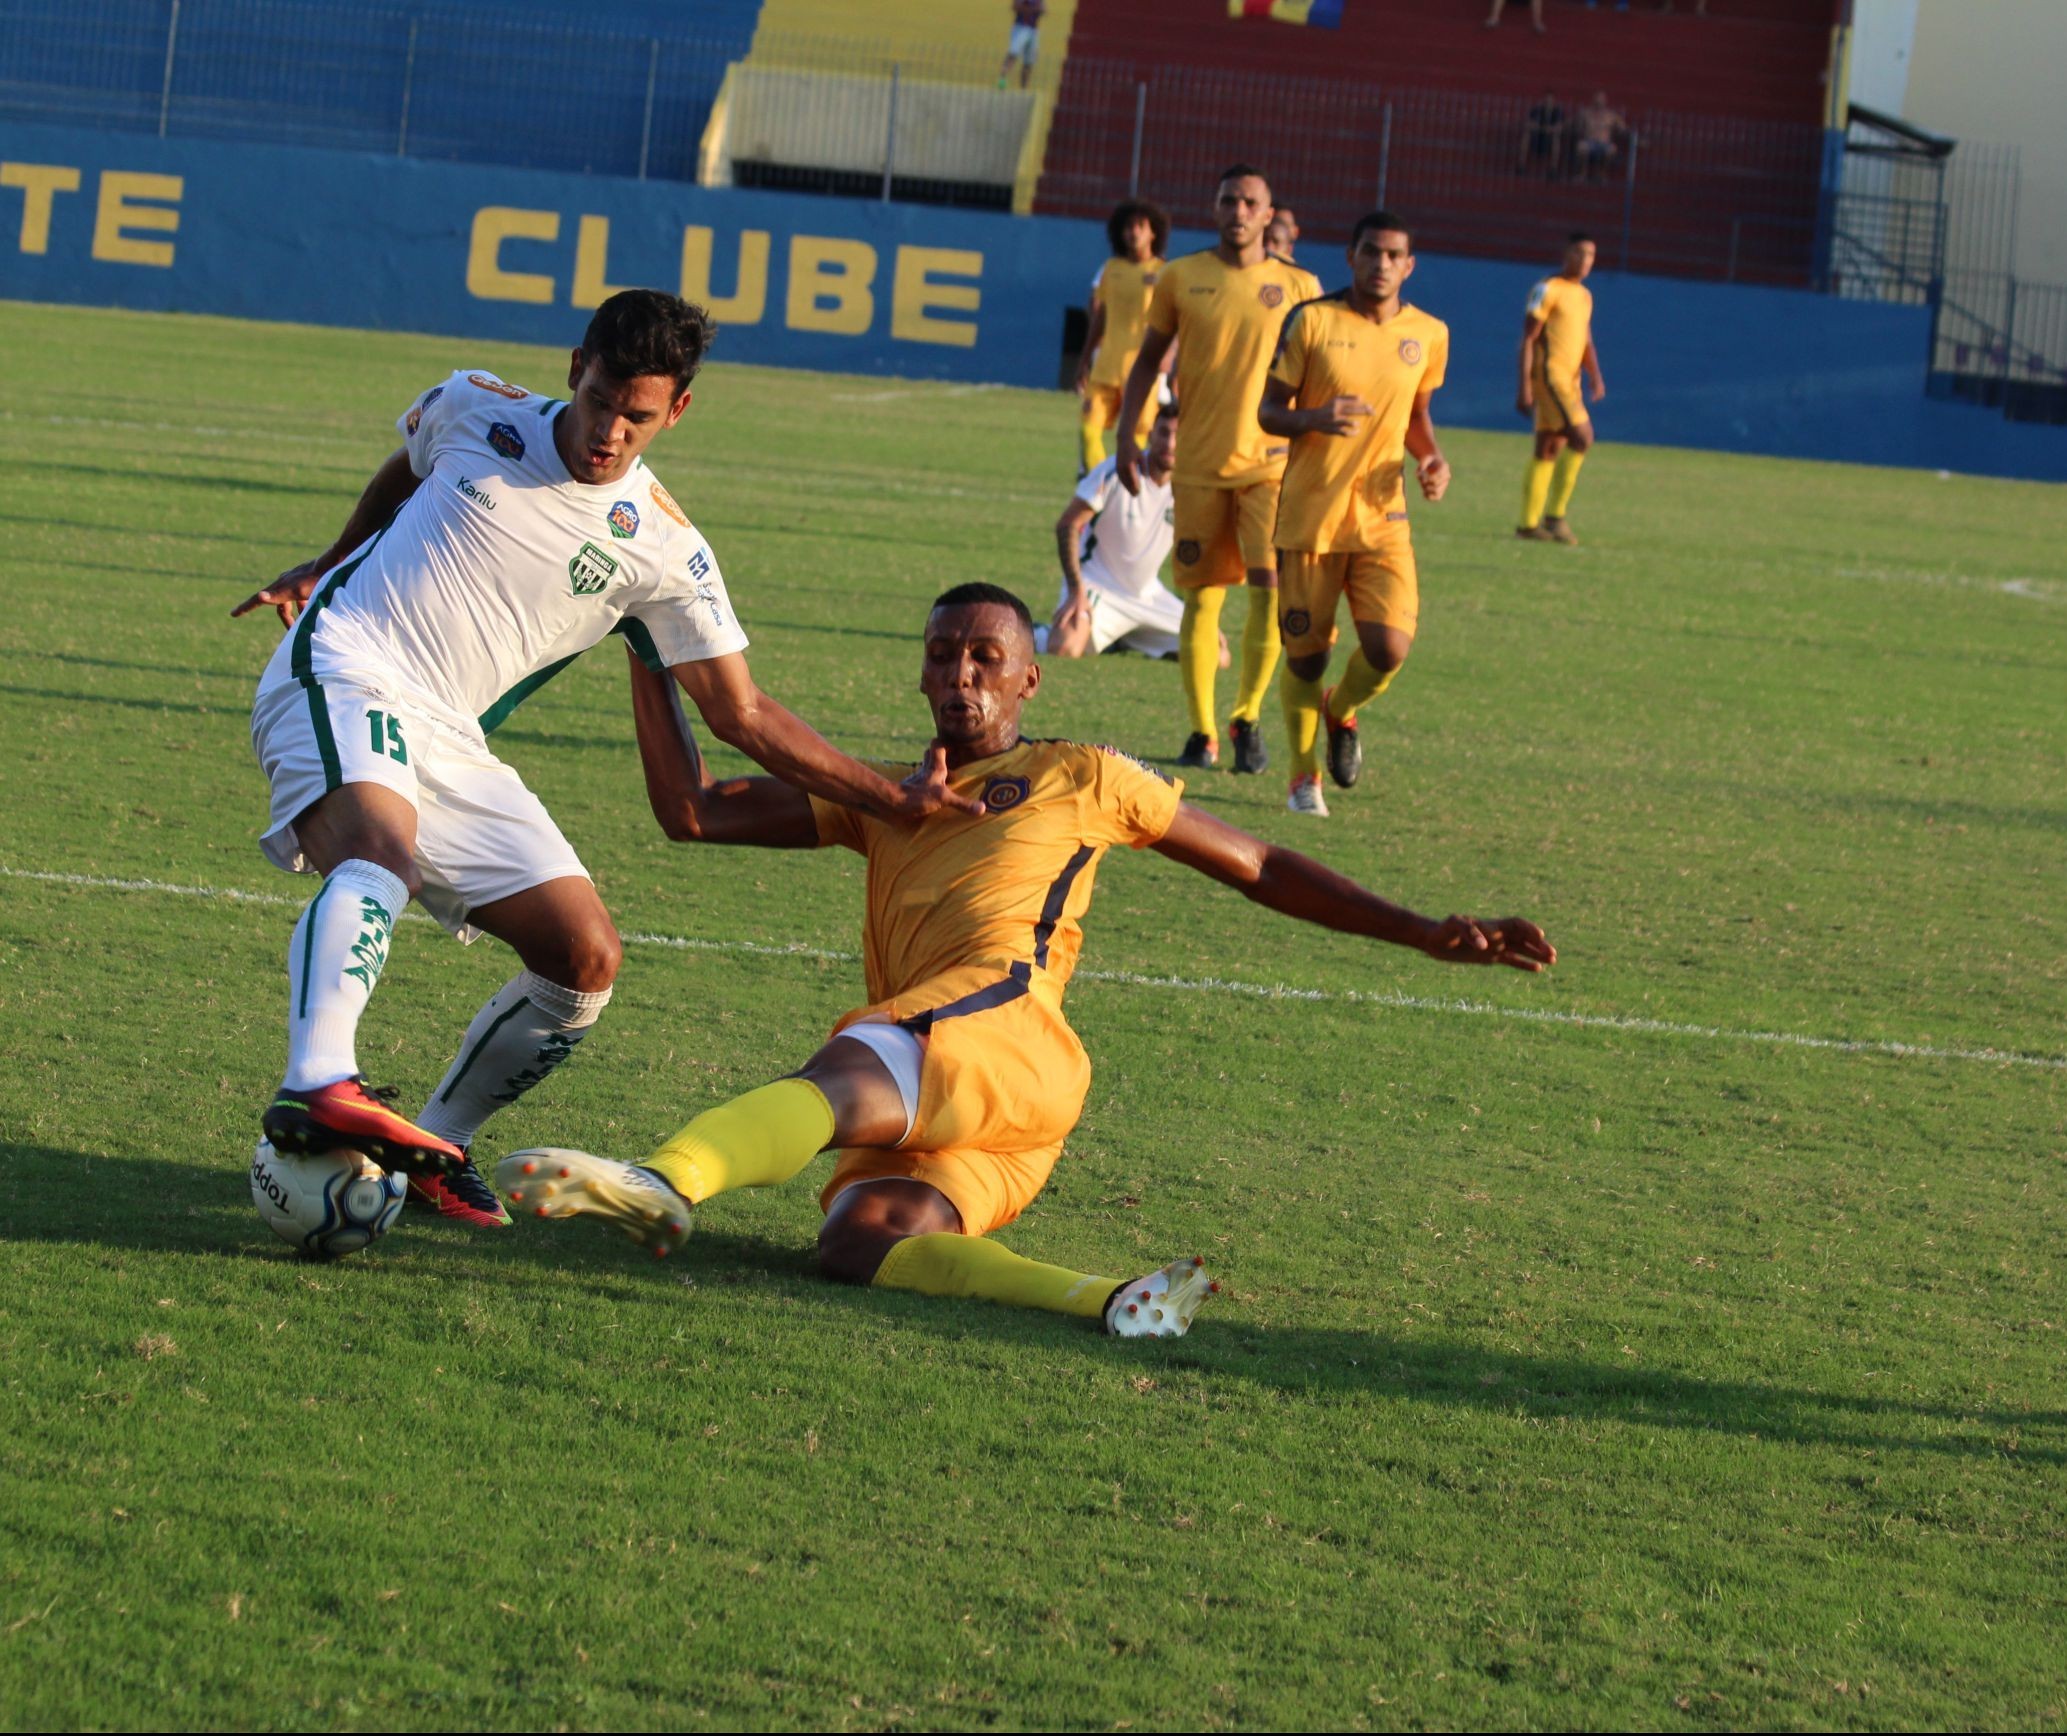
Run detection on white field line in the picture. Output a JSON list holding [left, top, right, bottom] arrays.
[[1833, 564, 2066, 605], [7, 864, 2063, 1073]]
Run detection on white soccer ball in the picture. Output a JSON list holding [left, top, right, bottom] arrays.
[[250, 1139, 406, 1260]]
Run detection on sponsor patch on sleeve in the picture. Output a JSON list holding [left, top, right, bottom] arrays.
[[648, 479, 689, 527], [468, 372, 530, 401]]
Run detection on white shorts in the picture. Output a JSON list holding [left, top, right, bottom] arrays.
[[1007, 21, 1038, 61], [1059, 579, 1185, 658], [250, 668, 588, 943]]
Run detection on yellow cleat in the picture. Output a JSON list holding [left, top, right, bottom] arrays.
[[1105, 1256, 1220, 1339], [494, 1147, 693, 1256]]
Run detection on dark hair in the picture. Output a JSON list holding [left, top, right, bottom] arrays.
[[1106, 198, 1171, 259], [579, 289, 715, 393], [932, 582, 1034, 634], [1152, 398, 1179, 423], [1216, 163, 1271, 196], [1567, 230, 1597, 246], [1350, 210, 1413, 252]]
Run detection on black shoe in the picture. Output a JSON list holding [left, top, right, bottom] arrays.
[[1177, 731, 1220, 769], [1321, 688, 1362, 789], [1229, 718, 1268, 775]]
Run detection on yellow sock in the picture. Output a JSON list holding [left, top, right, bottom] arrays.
[[872, 1233, 1113, 1320], [643, 1077, 834, 1204], [1281, 667, 1324, 780], [1179, 586, 1225, 737], [1230, 587, 1281, 723], [1326, 649, 1396, 723], [1546, 445, 1587, 518], [1078, 406, 1107, 474], [1520, 456, 1554, 528]]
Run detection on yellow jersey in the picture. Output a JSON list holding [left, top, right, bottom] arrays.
[[1088, 256, 1164, 389], [807, 739, 1183, 1010], [1270, 295, 1449, 550], [1146, 249, 1324, 489], [1526, 275, 1592, 381]]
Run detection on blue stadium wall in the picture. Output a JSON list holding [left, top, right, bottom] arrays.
[[3, 122, 2063, 482]]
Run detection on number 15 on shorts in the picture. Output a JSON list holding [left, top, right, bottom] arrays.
[[367, 709, 408, 765]]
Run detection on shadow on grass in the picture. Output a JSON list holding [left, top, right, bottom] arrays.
[[8, 1142, 2059, 1465]]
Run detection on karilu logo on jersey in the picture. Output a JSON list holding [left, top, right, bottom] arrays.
[[568, 542, 618, 596]]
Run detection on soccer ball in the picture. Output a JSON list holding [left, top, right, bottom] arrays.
[[249, 1139, 406, 1260]]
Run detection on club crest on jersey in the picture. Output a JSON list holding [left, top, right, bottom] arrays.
[[981, 775, 1032, 814], [469, 373, 528, 400], [1398, 337, 1423, 365], [1258, 283, 1285, 309], [568, 541, 619, 596], [487, 422, 525, 461], [648, 480, 689, 527], [608, 500, 639, 539]]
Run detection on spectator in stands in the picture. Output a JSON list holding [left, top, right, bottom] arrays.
[[998, 0, 1044, 90], [1266, 207, 1301, 264], [1517, 91, 1565, 177], [1484, 0, 1546, 31], [1574, 91, 1626, 182]]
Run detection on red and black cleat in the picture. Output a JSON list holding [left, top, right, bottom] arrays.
[[262, 1078, 467, 1179], [406, 1154, 513, 1227]]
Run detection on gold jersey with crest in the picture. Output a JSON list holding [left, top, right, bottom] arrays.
[[1088, 256, 1164, 389], [1271, 295, 1450, 550], [807, 739, 1182, 1011], [1146, 250, 1324, 489]]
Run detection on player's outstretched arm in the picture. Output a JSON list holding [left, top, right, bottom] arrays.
[[1151, 801, 1554, 971], [627, 649, 818, 847], [230, 447, 421, 628], [1114, 328, 1175, 494], [1259, 377, 1371, 440], [667, 649, 982, 824]]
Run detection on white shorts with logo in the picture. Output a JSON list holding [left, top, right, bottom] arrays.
[[250, 667, 588, 943], [1059, 579, 1185, 658]]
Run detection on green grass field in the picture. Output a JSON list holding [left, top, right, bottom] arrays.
[[1, 299, 2062, 1730]]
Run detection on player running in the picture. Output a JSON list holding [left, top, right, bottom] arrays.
[[1115, 164, 1321, 775], [500, 584, 1554, 1338], [1074, 199, 1169, 475], [1035, 404, 1219, 664], [1517, 232, 1605, 545], [1259, 212, 1451, 818], [233, 290, 976, 1227]]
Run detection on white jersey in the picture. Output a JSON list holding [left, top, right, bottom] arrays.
[[1074, 457, 1175, 603], [256, 369, 747, 735]]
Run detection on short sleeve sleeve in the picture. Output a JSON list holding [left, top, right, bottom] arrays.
[[398, 371, 469, 477], [1298, 268, 1324, 303], [807, 794, 867, 854], [1423, 323, 1449, 394], [1074, 458, 1116, 512], [1525, 278, 1551, 319], [1145, 262, 1181, 338], [1269, 303, 1311, 391], [625, 519, 751, 668], [1087, 744, 1183, 848]]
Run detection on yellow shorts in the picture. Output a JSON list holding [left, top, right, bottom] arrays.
[[1533, 368, 1589, 434], [1277, 530, 1419, 659], [820, 966, 1091, 1237], [1080, 382, 1158, 448], [1171, 479, 1281, 590]]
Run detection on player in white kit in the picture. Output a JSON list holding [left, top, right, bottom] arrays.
[[1035, 406, 1206, 662], [234, 291, 976, 1226]]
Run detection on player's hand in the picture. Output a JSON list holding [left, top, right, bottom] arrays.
[[1417, 455, 1452, 502], [1115, 440, 1143, 496], [1422, 914, 1555, 972], [893, 743, 986, 820], [1049, 593, 1093, 658], [1515, 388, 1534, 417], [231, 559, 326, 628], [1586, 376, 1606, 404], [1308, 396, 1373, 437]]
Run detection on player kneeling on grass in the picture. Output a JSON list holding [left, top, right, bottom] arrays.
[[503, 584, 1554, 1337]]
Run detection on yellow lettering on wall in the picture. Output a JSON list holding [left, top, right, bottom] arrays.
[[90, 171, 181, 268], [786, 236, 875, 336], [1, 163, 82, 255], [466, 207, 559, 305], [571, 215, 630, 308], [680, 227, 770, 325], [891, 245, 982, 348]]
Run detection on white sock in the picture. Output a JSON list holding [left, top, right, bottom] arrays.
[[282, 859, 408, 1092], [415, 971, 612, 1149]]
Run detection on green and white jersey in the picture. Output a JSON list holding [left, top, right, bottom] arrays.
[[257, 370, 746, 736], [1073, 456, 1175, 604]]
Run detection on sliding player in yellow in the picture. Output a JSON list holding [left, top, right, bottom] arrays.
[[502, 584, 1554, 1337], [1260, 211, 1450, 817], [1075, 199, 1169, 474], [1116, 164, 1321, 773], [1517, 232, 1605, 545]]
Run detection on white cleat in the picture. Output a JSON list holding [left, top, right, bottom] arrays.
[[1105, 1256, 1220, 1338], [1286, 776, 1330, 818], [494, 1147, 693, 1259]]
